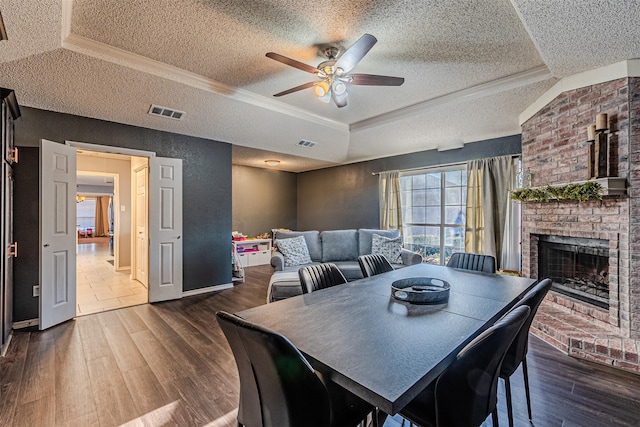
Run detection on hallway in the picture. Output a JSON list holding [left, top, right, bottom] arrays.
[[76, 239, 147, 316]]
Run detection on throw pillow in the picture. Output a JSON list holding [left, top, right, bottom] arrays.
[[371, 233, 403, 264], [276, 235, 313, 267], [274, 230, 322, 261]]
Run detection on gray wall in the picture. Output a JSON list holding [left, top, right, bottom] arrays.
[[13, 148, 39, 321], [297, 135, 522, 231], [232, 165, 297, 236], [13, 107, 232, 322]]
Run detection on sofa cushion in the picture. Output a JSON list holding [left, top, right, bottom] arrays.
[[321, 229, 358, 262], [275, 230, 322, 261], [275, 236, 312, 267], [371, 233, 403, 264], [358, 228, 401, 256]]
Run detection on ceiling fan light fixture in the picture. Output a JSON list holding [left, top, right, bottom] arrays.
[[267, 34, 404, 108], [314, 81, 330, 97], [332, 81, 347, 96]]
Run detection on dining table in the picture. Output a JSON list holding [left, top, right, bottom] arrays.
[[236, 263, 536, 415]]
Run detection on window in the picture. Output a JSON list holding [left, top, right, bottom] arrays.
[[76, 196, 96, 231], [400, 166, 467, 265]]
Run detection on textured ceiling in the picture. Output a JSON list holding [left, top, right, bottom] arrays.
[[0, 1, 639, 171]]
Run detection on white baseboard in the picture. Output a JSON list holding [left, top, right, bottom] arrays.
[[182, 283, 233, 297], [13, 318, 39, 329]]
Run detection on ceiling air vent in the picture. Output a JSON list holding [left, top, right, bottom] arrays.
[[296, 140, 317, 148], [148, 104, 185, 121]]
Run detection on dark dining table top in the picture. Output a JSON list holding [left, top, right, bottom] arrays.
[[236, 263, 536, 415]]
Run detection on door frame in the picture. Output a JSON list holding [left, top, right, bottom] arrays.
[[65, 140, 184, 302], [132, 165, 149, 286]]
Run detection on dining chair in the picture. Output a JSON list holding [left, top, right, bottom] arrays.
[[399, 305, 530, 427], [216, 310, 374, 427], [358, 254, 394, 278], [447, 252, 496, 273], [500, 278, 552, 427], [298, 263, 347, 293]]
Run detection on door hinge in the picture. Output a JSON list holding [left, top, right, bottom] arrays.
[[7, 147, 17, 164], [7, 241, 17, 258]]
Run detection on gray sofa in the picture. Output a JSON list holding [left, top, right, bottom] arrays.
[[268, 229, 422, 302]]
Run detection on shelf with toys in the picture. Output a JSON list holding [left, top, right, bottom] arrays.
[[232, 232, 272, 268]]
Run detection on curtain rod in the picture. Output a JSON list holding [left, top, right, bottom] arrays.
[[371, 154, 521, 176]]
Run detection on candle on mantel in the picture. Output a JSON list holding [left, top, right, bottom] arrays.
[[596, 113, 608, 130], [587, 124, 596, 141]]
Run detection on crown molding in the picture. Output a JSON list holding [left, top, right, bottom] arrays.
[[61, 0, 73, 45], [59, 4, 348, 133], [350, 65, 552, 132], [519, 59, 640, 125], [62, 33, 349, 132], [60, 2, 555, 137]]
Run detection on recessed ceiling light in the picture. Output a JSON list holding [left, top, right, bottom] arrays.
[[265, 160, 280, 167]]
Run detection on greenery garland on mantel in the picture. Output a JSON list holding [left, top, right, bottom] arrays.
[[510, 181, 603, 203]]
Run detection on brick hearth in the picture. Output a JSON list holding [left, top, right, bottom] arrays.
[[520, 76, 640, 374], [533, 300, 640, 373]]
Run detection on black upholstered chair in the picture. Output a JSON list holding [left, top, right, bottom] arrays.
[[216, 311, 374, 427], [298, 263, 347, 294], [447, 252, 496, 273], [358, 254, 394, 278], [500, 278, 552, 427], [399, 305, 530, 427]]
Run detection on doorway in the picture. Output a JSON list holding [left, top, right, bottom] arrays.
[[75, 150, 150, 316], [40, 139, 184, 329]]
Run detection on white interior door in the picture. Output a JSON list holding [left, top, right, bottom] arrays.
[[40, 139, 76, 329], [148, 157, 182, 302], [135, 167, 148, 286]]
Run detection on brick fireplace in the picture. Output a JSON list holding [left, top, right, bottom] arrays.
[[521, 76, 640, 373]]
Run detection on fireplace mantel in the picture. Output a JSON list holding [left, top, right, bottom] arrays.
[[518, 177, 627, 201]]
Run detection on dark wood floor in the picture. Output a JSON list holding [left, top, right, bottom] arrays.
[[1, 265, 640, 426]]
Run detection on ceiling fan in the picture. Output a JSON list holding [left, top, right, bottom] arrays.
[[266, 34, 404, 108]]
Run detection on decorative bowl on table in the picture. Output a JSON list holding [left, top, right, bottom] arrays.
[[391, 277, 450, 304]]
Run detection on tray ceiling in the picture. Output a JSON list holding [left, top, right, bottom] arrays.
[[0, 1, 639, 171]]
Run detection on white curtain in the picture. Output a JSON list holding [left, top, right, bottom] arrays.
[[379, 170, 402, 231], [465, 155, 514, 270]]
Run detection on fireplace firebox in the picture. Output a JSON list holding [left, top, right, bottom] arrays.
[[538, 235, 609, 309]]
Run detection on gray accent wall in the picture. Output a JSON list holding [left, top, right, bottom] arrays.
[[297, 135, 521, 231], [13, 107, 232, 322], [232, 165, 297, 236], [13, 148, 39, 321]]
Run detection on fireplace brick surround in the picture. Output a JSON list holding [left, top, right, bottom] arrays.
[[521, 76, 640, 373]]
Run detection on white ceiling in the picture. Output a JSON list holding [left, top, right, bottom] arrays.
[[1, 1, 639, 172]]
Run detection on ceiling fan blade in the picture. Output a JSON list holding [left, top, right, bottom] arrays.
[[273, 81, 317, 97], [266, 52, 319, 75], [331, 90, 347, 108], [334, 34, 377, 74], [349, 74, 405, 86]]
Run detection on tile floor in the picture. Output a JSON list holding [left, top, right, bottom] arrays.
[[76, 239, 148, 316]]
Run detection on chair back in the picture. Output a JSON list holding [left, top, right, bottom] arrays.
[[216, 311, 330, 427], [447, 252, 496, 273], [500, 278, 552, 377], [298, 263, 347, 293], [434, 305, 530, 427], [358, 254, 394, 278]]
